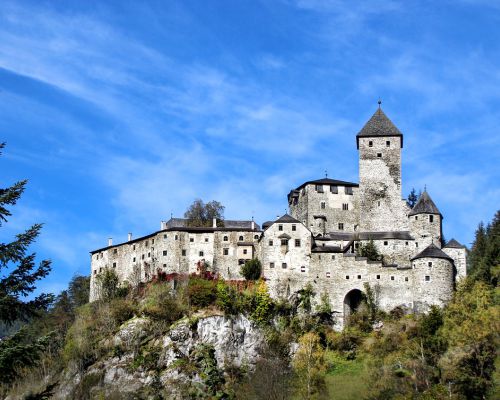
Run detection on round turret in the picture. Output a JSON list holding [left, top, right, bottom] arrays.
[[408, 190, 442, 249], [411, 244, 454, 312]]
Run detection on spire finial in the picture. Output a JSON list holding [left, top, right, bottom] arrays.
[[424, 184, 427, 192], [170, 212, 173, 219], [378, 98, 382, 108], [325, 169, 328, 178]]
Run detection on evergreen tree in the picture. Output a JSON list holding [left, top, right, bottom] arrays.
[[406, 187, 419, 208], [0, 143, 53, 325], [240, 258, 262, 280]]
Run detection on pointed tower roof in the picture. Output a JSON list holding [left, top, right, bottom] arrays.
[[444, 238, 466, 249], [408, 190, 442, 216], [411, 243, 453, 261], [356, 107, 403, 149]]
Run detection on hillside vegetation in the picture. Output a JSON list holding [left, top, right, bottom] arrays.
[[1, 211, 499, 399]]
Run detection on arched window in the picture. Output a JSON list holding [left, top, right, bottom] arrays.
[[239, 236, 244, 241], [223, 236, 228, 241]]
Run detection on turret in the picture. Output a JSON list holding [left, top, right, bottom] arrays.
[[411, 244, 454, 312], [443, 238, 467, 281], [357, 106, 408, 232], [408, 190, 442, 249]]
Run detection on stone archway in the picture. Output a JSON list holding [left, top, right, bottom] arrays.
[[343, 289, 363, 325]]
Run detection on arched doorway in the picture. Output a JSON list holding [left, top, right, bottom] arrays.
[[343, 289, 364, 324]]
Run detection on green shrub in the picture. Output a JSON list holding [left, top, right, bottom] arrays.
[[216, 280, 241, 315], [240, 258, 262, 280], [186, 277, 217, 308], [250, 280, 274, 325], [141, 283, 185, 322], [109, 298, 136, 324]]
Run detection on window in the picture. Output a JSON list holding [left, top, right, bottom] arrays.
[[282, 263, 287, 269], [163, 250, 167, 256], [278, 225, 283, 231], [141, 254, 145, 260], [281, 239, 289, 246], [223, 248, 229, 255], [384, 241, 388, 246], [133, 257, 136, 262], [163, 264, 167, 268], [93, 270, 97, 275], [164, 234, 167, 239], [331, 255, 335, 260], [391, 276, 395, 281], [223, 236, 228, 241], [425, 275, 430, 282], [345, 186, 353, 195], [99, 267, 102, 273], [369, 140, 373, 147], [357, 275, 361, 279], [346, 275, 349, 279], [133, 245, 136, 250], [301, 266, 306, 273], [405, 241, 408, 246], [239, 236, 244, 241], [377, 153, 382, 158], [145, 241, 148, 247], [113, 249, 117, 254], [321, 201, 326, 209], [338, 223, 344, 230], [199, 251, 204, 257], [405, 277, 409, 282], [205, 237, 209, 242], [295, 239, 301, 247], [148, 252, 150, 258], [416, 242, 419, 248], [386, 140, 390, 147], [315, 184, 324, 193], [376, 274, 380, 279], [342, 203, 349, 210], [254, 235, 259, 239], [326, 272, 331, 278], [182, 249, 186, 256], [428, 262, 433, 267], [429, 215, 434, 223], [415, 216, 418, 220], [190, 237, 194, 242], [269, 240, 273, 246], [270, 262, 275, 268], [238, 259, 245, 265], [152, 239, 154, 244], [292, 225, 296, 231], [330, 185, 338, 194], [243, 249, 248, 255], [113, 262, 116, 268], [175, 235, 178, 240]]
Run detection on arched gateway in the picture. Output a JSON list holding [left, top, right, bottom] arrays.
[[343, 289, 364, 324]]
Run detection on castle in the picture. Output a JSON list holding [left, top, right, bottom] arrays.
[[89, 106, 467, 326]]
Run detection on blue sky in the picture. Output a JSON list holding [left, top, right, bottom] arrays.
[[1, 0, 499, 295]]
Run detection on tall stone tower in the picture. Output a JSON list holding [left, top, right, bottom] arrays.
[[357, 106, 408, 232]]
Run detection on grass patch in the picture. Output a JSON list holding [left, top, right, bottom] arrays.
[[325, 351, 371, 400]]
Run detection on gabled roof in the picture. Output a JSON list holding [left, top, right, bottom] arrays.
[[288, 178, 358, 200], [275, 214, 301, 224], [166, 218, 260, 230], [444, 238, 466, 249], [411, 243, 453, 261], [408, 191, 441, 216], [356, 107, 403, 148]]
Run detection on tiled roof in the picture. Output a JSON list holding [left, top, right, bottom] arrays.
[[408, 191, 441, 216], [444, 238, 466, 249], [166, 218, 259, 230], [289, 178, 359, 198], [317, 231, 414, 241], [411, 244, 453, 261], [356, 107, 403, 148], [275, 214, 301, 224]]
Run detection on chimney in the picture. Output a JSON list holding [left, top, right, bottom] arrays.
[[128, 233, 132, 241], [251, 221, 255, 230], [212, 218, 217, 228], [108, 238, 113, 246], [160, 220, 166, 230]]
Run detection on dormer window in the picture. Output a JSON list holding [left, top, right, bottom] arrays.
[[345, 187, 353, 195], [315, 184, 324, 193]]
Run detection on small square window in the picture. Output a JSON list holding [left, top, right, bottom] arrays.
[[199, 251, 204, 257], [301, 266, 306, 273], [113, 249, 117, 254], [346, 275, 349, 280], [342, 203, 349, 210], [281, 239, 289, 246], [369, 140, 373, 147], [164, 234, 167, 239], [175, 235, 178, 240], [163, 264, 167, 268], [182, 250, 186, 256], [282, 263, 287, 269], [239, 236, 244, 241], [376, 274, 380, 279], [269, 240, 273, 246], [163, 250, 167, 256], [243, 249, 248, 255], [238, 259, 245, 265], [270, 262, 275, 268], [278, 225, 283, 231], [338, 223, 344, 230], [384, 241, 388, 246], [429, 215, 434, 223], [415, 216, 418, 221], [93, 270, 97, 275], [357, 275, 361, 279], [331, 255, 335, 260], [223, 236, 228, 241], [112, 262, 116, 268], [391, 276, 395, 280], [377, 153, 382, 158], [405, 241, 408, 246], [405, 277, 409, 282], [190, 237, 194, 242], [321, 201, 326, 209], [386, 140, 390, 147], [292, 225, 296, 231], [223, 248, 229, 255], [254, 235, 259, 239], [295, 239, 301, 247], [326, 272, 331, 278], [428, 262, 433, 267], [205, 237, 209, 242], [425, 275, 430, 282]]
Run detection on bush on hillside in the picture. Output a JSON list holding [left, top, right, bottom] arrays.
[[240, 259, 262, 281], [187, 277, 218, 308]]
